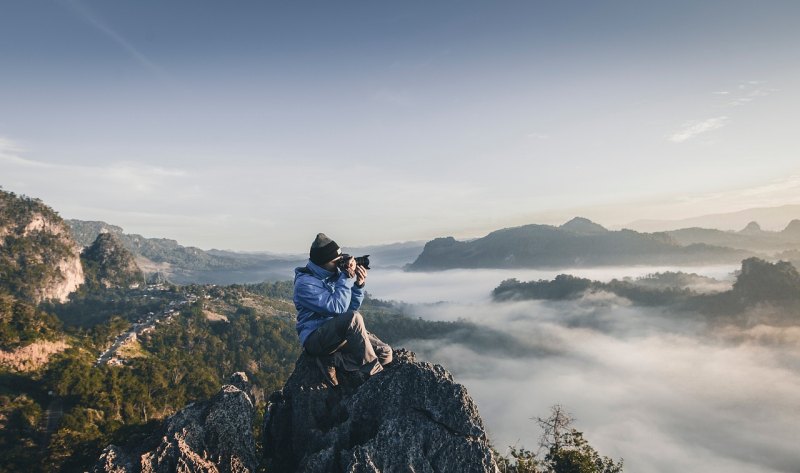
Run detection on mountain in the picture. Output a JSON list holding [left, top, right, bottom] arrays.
[[68, 220, 424, 284], [68, 219, 303, 284], [659, 219, 800, 254], [739, 221, 763, 235], [67, 219, 266, 270], [560, 216, 610, 235], [407, 218, 751, 271], [625, 204, 800, 232], [81, 232, 146, 289], [0, 190, 84, 303], [783, 219, 800, 237], [0, 189, 79, 373]]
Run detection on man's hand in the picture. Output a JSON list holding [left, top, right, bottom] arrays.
[[342, 256, 356, 279], [355, 265, 368, 287]]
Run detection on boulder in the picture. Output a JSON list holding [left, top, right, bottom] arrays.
[[263, 349, 499, 473]]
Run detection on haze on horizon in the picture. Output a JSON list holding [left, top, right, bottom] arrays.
[[1, 0, 799, 252]]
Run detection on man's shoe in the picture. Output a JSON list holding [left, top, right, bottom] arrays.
[[315, 356, 338, 387]]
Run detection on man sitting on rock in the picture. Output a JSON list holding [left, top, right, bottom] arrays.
[[294, 233, 393, 386]]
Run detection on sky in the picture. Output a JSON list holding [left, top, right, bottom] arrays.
[[1, 0, 800, 252]]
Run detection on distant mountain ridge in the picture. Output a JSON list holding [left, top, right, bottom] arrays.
[[67, 219, 303, 284], [408, 217, 752, 271], [626, 204, 800, 232], [659, 219, 800, 254], [68, 220, 426, 284]]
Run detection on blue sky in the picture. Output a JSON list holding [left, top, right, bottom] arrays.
[[2, 0, 799, 251]]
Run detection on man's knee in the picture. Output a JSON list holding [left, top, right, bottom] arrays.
[[345, 311, 366, 331], [379, 347, 393, 365]]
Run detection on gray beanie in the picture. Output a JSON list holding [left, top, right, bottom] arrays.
[[309, 233, 341, 265]]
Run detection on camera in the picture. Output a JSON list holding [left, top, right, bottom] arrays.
[[337, 254, 371, 270]]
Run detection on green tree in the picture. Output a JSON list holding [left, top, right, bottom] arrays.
[[537, 405, 623, 473], [497, 405, 623, 473]]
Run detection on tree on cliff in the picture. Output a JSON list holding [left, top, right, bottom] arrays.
[[497, 405, 623, 473]]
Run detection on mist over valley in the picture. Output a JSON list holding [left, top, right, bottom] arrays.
[[366, 264, 800, 473]]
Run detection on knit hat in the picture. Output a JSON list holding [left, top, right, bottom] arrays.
[[309, 233, 341, 266]]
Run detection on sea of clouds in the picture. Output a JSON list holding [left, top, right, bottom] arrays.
[[367, 266, 800, 473]]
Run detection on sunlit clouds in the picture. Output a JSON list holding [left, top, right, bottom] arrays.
[[669, 116, 728, 143]]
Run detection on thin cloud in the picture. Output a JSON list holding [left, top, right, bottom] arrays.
[[0, 141, 187, 195], [730, 88, 775, 107], [669, 116, 728, 143], [676, 175, 800, 210], [0, 136, 25, 154], [59, 0, 169, 80]]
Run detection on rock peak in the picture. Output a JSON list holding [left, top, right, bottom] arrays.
[[263, 349, 499, 472], [560, 217, 608, 234], [739, 221, 763, 234], [782, 219, 800, 235]]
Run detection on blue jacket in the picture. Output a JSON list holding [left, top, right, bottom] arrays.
[[294, 260, 365, 346]]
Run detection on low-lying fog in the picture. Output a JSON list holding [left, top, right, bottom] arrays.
[[367, 265, 738, 304], [367, 266, 800, 473]]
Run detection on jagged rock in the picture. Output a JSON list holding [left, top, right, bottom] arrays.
[[92, 372, 257, 473], [263, 349, 499, 473]]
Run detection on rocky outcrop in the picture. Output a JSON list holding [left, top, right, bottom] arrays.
[[92, 373, 257, 473], [0, 190, 85, 303], [263, 349, 499, 473], [82, 232, 145, 289]]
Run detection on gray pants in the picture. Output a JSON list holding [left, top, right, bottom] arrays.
[[304, 311, 393, 376]]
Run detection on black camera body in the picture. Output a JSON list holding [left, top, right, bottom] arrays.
[[337, 254, 371, 270]]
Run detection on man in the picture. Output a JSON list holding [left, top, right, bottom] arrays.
[[294, 233, 393, 386]]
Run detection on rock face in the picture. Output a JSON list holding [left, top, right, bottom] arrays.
[[263, 349, 499, 473], [0, 189, 85, 302], [82, 232, 145, 288], [93, 373, 258, 473]]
